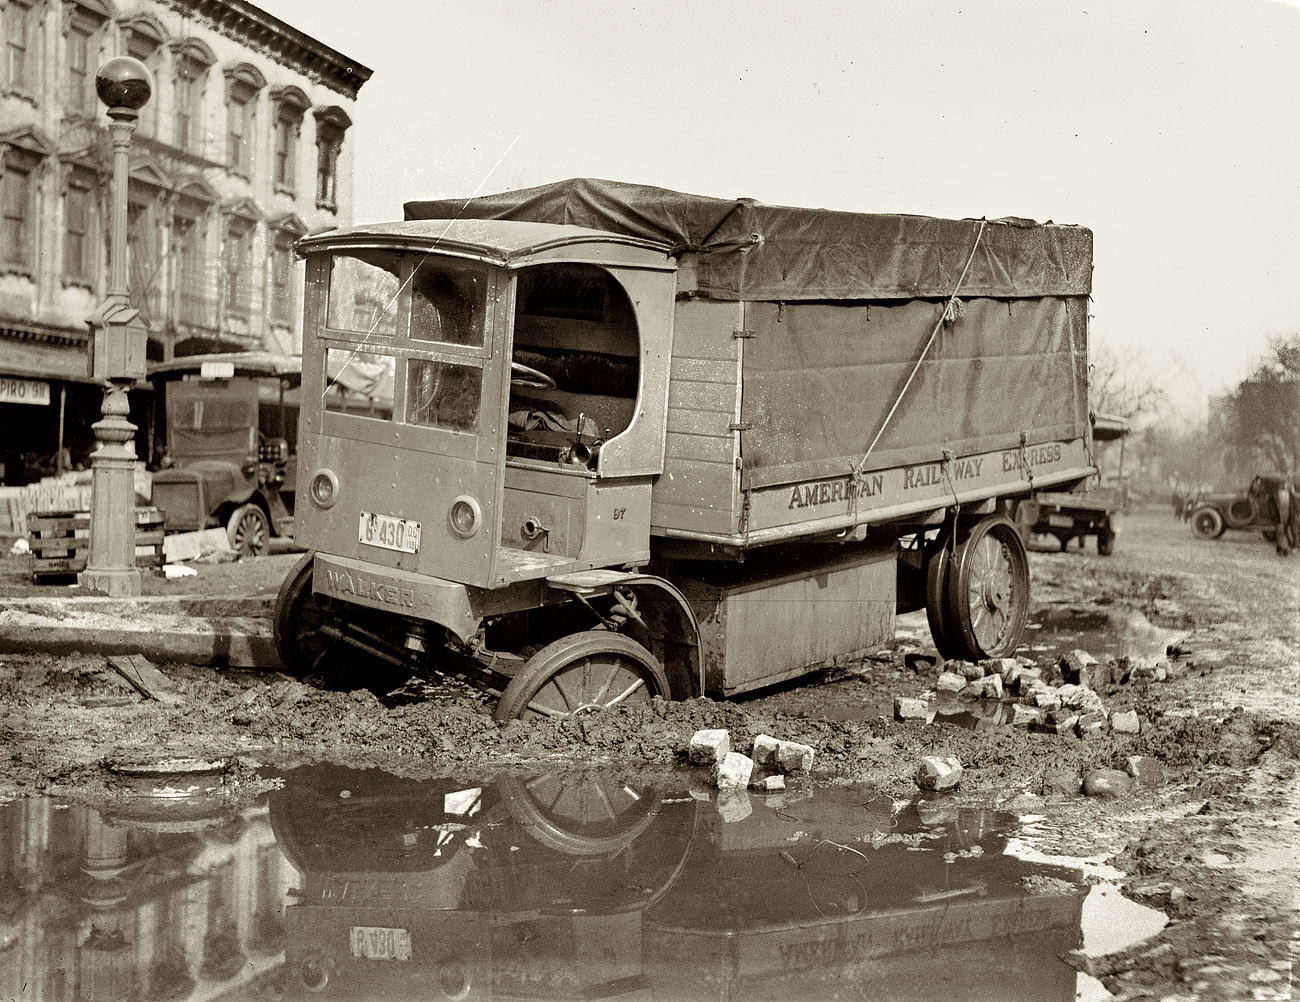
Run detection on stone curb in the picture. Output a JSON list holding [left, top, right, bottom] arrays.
[[0, 621, 278, 668]]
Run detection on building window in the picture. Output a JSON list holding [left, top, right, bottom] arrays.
[[66, 23, 93, 114], [223, 217, 254, 316], [313, 106, 351, 213], [270, 230, 294, 323], [227, 87, 253, 173], [173, 210, 210, 328], [63, 172, 94, 282], [171, 41, 215, 156], [125, 30, 162, 138], [223, 64, 265, 178], [64, 4, 111, 116], [1, 159, 33, 269], [4, 1, 33, 95], [273, 107, 296, 192]]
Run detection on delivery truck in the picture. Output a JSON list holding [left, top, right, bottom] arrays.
[[274, 178, 1096, 718]]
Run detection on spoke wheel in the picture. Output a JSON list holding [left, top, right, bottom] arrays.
[[227, 503, 270, 557], [945, 516, 1030, 660], [498, 772, 660, 856], [273, 553, 412, 693], [493, 632, 669, 722]]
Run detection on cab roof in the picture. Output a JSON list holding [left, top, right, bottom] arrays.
[[295, 218, 673, 270]]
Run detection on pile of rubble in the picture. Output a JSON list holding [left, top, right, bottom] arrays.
[[895, 650, 1148, 739]]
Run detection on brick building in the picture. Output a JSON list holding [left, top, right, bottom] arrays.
[[0, 0, 371, 483]]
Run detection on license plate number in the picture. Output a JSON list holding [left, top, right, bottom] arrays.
[[359, 512, 421, 553], [350, 926, 411, 961], [1047, 514, 1075, 528]]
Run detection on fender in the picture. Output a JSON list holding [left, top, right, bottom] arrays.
[[545, 570, 703, 700]]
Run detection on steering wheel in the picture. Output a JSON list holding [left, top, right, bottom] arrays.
[[511, 361, 557, 389]]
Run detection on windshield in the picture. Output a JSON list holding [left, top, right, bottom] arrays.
[[322, 250, 492, 435]]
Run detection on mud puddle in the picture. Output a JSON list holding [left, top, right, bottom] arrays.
[[1, 769, 1170, 1001]]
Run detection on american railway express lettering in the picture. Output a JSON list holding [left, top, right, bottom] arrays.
[[788, 473, 885, 510], [1002, 442, 1062, 472], [903, 456, 984, 491]]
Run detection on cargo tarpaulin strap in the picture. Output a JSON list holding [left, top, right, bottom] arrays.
[[404, 177, 1093, 302]]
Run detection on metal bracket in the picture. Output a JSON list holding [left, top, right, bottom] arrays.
[[728, 422, 752, 432]]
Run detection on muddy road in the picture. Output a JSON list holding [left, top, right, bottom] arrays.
[[0, 507, 1297, 1000]]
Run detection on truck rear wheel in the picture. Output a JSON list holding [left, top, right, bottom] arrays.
[[1190, 507, 1225, 539], [944, 516, 1030, 660], [227, 503, 270, 557], [493, 632, 670, 722]]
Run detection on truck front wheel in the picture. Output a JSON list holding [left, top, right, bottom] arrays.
[[274, 553, 413, 694], [493, 632, 670, 722]]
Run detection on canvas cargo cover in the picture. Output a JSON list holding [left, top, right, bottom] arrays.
[[404, 178, 1092, 302]]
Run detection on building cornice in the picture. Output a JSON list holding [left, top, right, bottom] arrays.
[[1, 320, 90, 348], [155, 0, 373, 100]]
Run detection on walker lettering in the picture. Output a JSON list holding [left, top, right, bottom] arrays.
[[323, 568, 416, 609]]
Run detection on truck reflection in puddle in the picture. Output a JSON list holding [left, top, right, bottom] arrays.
[[272, 767, 1087, 1001], [0, 773, 1091, 1002]]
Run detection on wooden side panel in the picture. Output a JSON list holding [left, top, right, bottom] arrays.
[[678, 544, 897, 696], [651, 300, 742, 536]]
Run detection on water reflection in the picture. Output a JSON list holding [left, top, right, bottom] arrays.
[[0, 795, 286, 1001], [0, 771, 1094, 1001]]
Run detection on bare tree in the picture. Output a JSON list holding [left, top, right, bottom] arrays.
[[1089, 341, 1167, 423]]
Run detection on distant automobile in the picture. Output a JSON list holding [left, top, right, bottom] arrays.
[[1186, 475, 1299, 551]]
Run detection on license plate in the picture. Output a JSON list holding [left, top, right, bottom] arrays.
[[350, 926, 411, 961], [1047, 514, 1075, 528], [359, 512, 421, 553]]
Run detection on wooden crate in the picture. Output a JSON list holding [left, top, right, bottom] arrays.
[[29, 506, 165, 581]]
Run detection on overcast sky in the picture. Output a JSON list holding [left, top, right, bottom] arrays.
[[258, 0, 1300, 417]]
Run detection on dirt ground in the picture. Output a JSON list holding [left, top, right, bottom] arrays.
[[0, 509, 1297, 1000]]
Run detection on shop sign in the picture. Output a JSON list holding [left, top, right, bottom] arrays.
[[0, 376, 51, 406]]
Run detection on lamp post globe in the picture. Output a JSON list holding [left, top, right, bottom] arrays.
[[95, 56, 153, 112]]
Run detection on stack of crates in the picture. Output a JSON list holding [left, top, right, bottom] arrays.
[[28, 506, 165, 582]]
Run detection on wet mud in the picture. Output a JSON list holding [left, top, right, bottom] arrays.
[[0, 509, 1297, 1000]]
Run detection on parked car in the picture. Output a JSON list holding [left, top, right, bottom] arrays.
[[1186, 475, 1299, 551]]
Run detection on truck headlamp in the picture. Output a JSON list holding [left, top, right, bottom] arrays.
[[448, 495, 481, 538], [309, 468, 340, 509]]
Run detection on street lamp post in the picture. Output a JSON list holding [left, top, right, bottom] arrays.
[[79, 57, 153, 597]]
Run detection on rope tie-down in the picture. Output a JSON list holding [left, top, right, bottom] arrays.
[[848, 218, 988, 523]]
